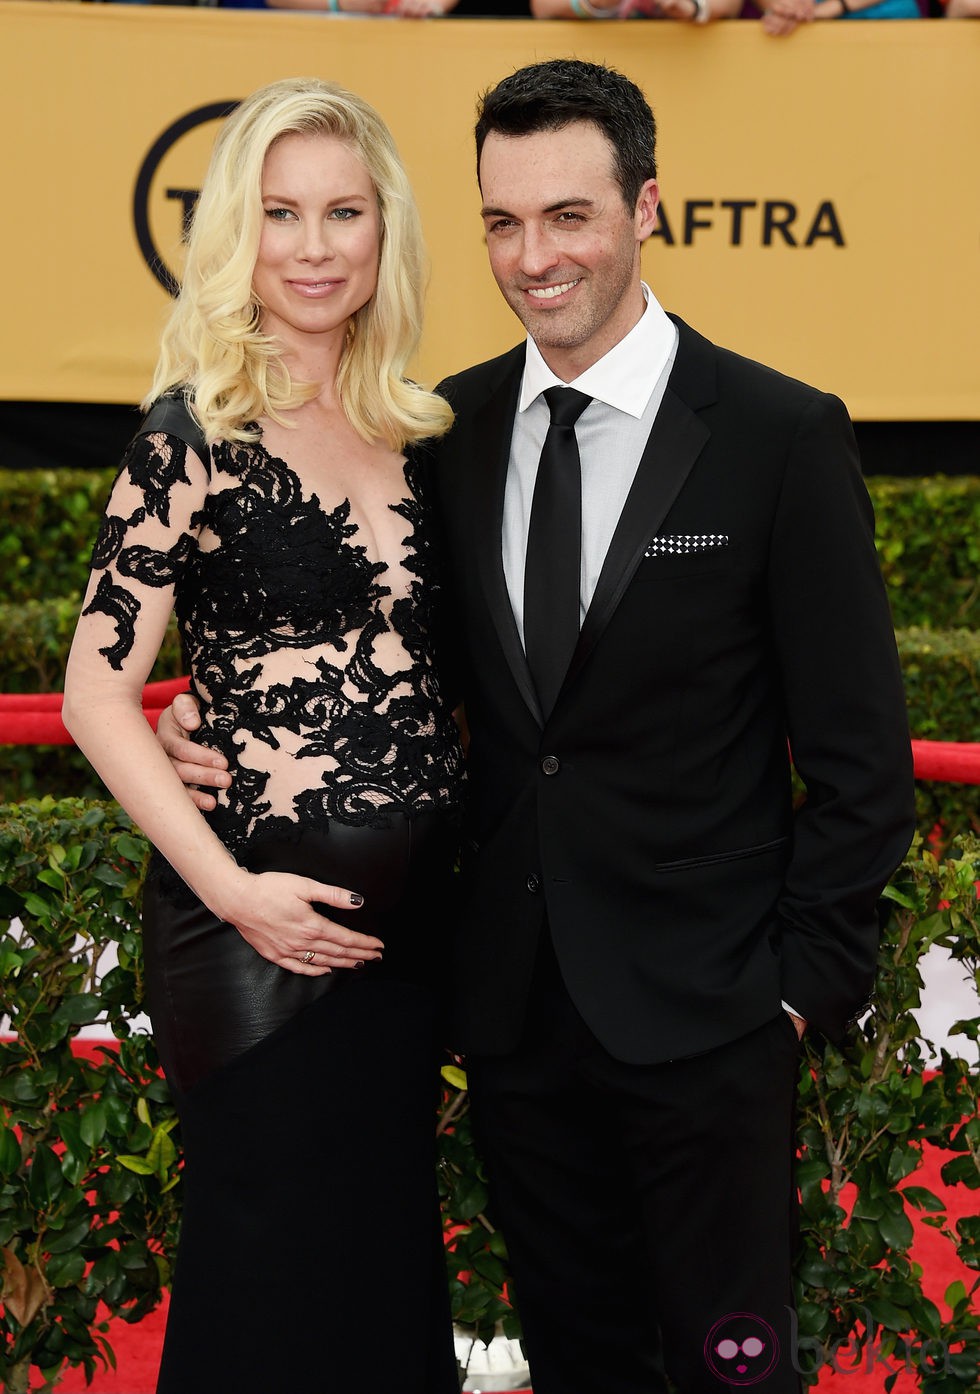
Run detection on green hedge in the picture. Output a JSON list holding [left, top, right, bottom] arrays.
[[0, 749, 109, 807], [0, 470, 116, 607], [1, 468, 978, 625], [898, 627, 980, 742], [868, 476, 980, 631], [896, 627, 980, 842], [0, 598, 184, 698]]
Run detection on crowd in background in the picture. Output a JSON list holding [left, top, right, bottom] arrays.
[[51, 0, 980, 23]]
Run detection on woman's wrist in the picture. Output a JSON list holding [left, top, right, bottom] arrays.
[[199, 857, 250, 924]]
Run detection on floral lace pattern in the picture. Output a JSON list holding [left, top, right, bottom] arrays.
[[86, 430, 462, 859]]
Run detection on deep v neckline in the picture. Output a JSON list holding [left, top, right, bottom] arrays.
[[246, 430, 415, 576]]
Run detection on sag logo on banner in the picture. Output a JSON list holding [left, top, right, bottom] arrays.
[[132, 99, 848, 302], [133, 101, 241, 295], [652, 200, 845, 248]]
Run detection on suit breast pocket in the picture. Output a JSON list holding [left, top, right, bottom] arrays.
[[634, 537, 737, 580]]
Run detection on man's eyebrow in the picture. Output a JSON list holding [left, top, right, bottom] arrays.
[[480, 197, 597, 219]]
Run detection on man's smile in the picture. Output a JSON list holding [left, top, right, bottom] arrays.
[[525, 278, 583, 301]]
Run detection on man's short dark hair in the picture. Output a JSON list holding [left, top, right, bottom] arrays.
[[475, 58, 657, 209]]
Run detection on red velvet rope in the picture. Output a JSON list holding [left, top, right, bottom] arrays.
[[909, 740, 980, 785], [1, 681, 978, 785], [0, 678, 190, 745]]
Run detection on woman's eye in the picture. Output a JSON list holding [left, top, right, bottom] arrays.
[[330, 208, 361, 221], [264, 207, 294, 222]]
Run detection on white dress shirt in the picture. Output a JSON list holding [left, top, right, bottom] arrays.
[[502, 284, 678, 639]]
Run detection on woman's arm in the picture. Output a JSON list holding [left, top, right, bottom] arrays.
[[760, 0, 907, 32], [64, 434, 383, 974]]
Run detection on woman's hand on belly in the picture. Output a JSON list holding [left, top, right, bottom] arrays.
[[211, 867, 384, 975]]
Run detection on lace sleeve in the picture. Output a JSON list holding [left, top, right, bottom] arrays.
[[79, 431, 208, 674]]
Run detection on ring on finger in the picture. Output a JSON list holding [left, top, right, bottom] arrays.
[[300, 949, 315, 965]]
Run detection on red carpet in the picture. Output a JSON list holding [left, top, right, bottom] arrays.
[[43, 1139, 971, 1394]]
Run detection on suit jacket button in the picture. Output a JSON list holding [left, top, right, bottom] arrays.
[[526, 873, 540, 894], [540, 755, 560, 776]]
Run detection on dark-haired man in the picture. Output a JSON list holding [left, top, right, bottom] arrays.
[[160, 59, 914, 1393], [425, 58, 913, 1394]]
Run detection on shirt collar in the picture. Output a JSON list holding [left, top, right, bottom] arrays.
[[518, 284, 676, 419]]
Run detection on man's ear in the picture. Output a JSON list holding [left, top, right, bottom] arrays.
[[635, 179, 660, 241]]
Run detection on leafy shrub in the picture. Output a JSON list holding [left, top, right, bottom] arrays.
[[438, 1064, 519, 1343], [0, 471, 116, 608], [0, 749, 110, 810], [794, 835, 980, 1388], [898, 628, 980, 743], [0, 599, 183, 697], [868, 477, 980, 631], [897, 627, 980, 844], [0, 799, 180, 1394]]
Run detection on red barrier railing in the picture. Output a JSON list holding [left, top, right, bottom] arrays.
[[1, 682, 978, 785], [908, 740, 980, 786], [0, 678, 191, 745]]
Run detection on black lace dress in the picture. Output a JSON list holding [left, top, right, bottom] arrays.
[[85, 426, 463, 1392]]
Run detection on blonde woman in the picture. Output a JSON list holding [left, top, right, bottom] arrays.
[[64, 78, 462, 1392]]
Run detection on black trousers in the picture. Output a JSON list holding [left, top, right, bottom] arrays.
[[467, 933, 803, 1394]]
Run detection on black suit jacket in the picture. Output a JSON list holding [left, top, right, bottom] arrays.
[[427, 316, 915, 1062]]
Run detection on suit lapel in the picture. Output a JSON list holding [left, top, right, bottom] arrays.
[[469, 359, 545, 724], [468, 319, 717, 726], [565, 320, 715, 694]]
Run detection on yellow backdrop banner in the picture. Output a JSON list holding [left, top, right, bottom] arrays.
[[2, 4, 978, 419]]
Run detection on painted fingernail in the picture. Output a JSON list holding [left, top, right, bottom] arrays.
[[353, 960, 365, 970], [349, 892, 364, 907]]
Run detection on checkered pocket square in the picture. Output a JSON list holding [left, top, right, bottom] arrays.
[[644, 533, 730, 558]]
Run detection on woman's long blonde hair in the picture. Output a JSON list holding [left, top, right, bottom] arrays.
[[145, 77, 453, 449]]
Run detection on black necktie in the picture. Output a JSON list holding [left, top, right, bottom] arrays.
[[523, 386, 591, 717]]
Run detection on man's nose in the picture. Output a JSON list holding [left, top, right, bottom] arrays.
[[519, 225, 561, 278]]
